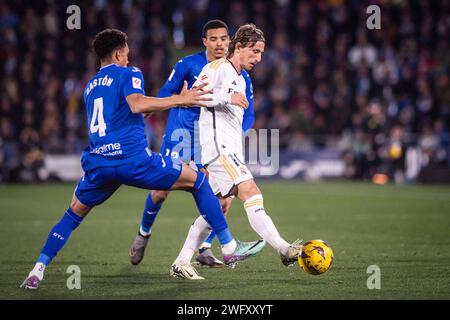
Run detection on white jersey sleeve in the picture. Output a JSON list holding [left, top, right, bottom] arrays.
[[193, 59, 231, 107]]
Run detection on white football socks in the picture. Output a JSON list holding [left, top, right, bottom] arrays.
[[244, 194, 290, 256], [30, 262, 46, 281], [200, 241, 212, 249], [139, 226, 151, 237], [221, 239, 237, 255], [175, 216, 238, 265], [175, 216, 214, 265]]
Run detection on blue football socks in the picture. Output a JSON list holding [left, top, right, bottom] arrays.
[[37, 208, 83, 266], [140, 192, 162, 235]]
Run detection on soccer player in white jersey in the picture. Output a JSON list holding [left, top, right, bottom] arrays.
[[170, 24, 302, 278], [129, 20, 258, 269]]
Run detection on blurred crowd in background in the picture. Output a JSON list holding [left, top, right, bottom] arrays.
[[1, 0, 449, 183]]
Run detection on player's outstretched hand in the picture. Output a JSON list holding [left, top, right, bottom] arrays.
[[231, 93, 249, 109], [179, 80, 212, 107]]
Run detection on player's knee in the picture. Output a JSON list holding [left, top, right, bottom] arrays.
[[236, 179, 261, 200], [171, 163, 199, 190], [70, 195, 91, 217], [193, 171, 208, 192], [152, 190, 169, 204]]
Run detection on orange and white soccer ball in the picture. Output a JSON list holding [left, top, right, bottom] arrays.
[[298, 240, 334, 275]]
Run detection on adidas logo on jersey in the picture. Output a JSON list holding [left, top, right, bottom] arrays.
[[232, 80, 237, 86]]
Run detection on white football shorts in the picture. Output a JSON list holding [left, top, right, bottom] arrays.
[[205, 152, 253, 198]]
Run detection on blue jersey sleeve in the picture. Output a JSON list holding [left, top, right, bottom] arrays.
[[158, 59, 187, 98], [122, 67, 145, 97], [242, 73, 255, 133]]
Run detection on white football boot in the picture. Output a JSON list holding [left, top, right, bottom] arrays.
[[170, 262, 205, 280]]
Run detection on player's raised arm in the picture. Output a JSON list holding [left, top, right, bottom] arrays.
[[126, 82, 212, 114]]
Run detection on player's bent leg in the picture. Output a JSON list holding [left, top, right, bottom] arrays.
[[21, 195, 92, 290], [22, 167, 120, 289], [184, 157, 267, 268], [236, 179, 302, 267], [170, 162, 198, 190], [117, 156, 238, 274], [171, 164, 232, 244], [152, 189, 170, 203], [130, 190, 170, 266], [235, 179, 261, 202], [70, 194, 92, 217], [170, 165, 266, 274]]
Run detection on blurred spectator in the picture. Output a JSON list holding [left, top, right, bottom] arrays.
[[0, 118, 20, 182], [348, 30, 377, 68]]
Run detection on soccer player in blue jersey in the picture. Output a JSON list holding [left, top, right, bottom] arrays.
[[129, 20, 256, 268], [21, 29, 265, 288]]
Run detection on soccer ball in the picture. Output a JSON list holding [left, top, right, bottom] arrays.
[[298, 239, 334, 275]]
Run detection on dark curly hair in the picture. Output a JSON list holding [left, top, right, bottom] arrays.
[[227, 24, 265, 58], [92, 29, 128, 60], [202, 19, 228, 38]]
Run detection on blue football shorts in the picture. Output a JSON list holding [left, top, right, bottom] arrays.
[[74, 149, 182, 207]]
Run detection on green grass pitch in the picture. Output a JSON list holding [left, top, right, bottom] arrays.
[[0, 181, 449, 300]]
